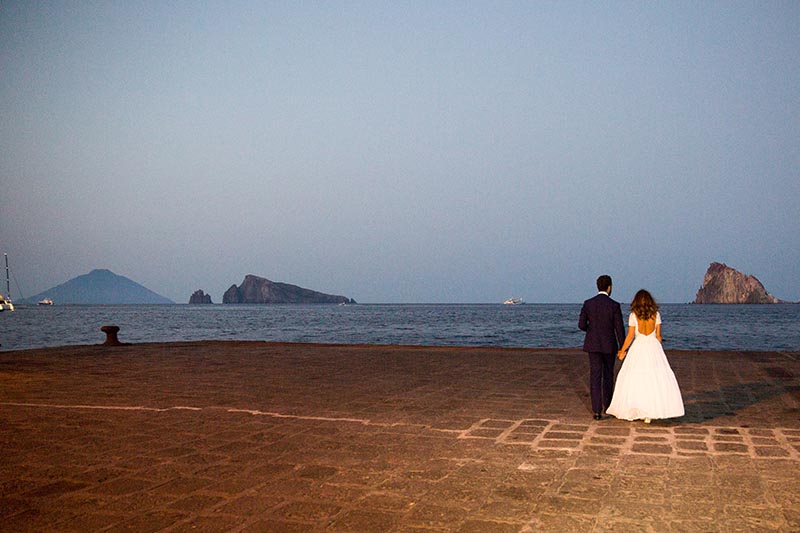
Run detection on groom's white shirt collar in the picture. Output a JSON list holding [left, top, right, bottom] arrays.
[[598, 291, 610, 296]]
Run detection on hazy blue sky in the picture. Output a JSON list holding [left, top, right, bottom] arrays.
[[2, 2, 798, 303]]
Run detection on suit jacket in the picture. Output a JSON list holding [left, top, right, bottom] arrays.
[[579, 293, 626, 354]]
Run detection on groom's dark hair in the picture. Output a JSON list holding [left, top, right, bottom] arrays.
[[596, 275, 612, 292]]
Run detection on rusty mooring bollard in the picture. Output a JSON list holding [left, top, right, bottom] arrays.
[[101, 325, 123, 346]]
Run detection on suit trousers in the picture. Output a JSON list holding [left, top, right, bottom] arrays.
[[588, 351, 616, 414]]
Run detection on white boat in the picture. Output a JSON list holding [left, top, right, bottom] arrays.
[[38, 298, 54, 306], [503, 297, 524, 305], [1, 254, 13, 311]]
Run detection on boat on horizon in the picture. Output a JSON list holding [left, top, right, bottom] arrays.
[[38, 298, 54, 306], [503, 297, 524, 305], [1, 254, 14, 311]]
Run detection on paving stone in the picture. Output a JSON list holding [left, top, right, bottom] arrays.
[[714, 442, 749, 453], [481, 419, 516, 429], [519, 419, 549, 427], [180, 514, 256, 532], [272, 499, 344, 524], [551, 424, 589, 431], [676, 440, 709, 451], [357, 492, 416, 512], [456, 519, 522, 532], [529, 513, 597, 531], [674, 427, 710, 435], [583, 444, 624, 456], [748, 435, 779, 446], [407, 502, 472, 527], [634, 436, 668, 442], [754, 446, 790, 457], [467, 428, 505, 438], [238, 519, 312, 533], [166, 493, 225, 513], [542, 431, 585, 439], [102, 510, 187, 533], [631, 443, 673, 454], [538, 439, 581, 448], [328, 509, 401, 531], [54, 512, 131, 533]]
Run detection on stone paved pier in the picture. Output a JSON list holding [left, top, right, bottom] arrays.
[[1, 342, 798, 531]]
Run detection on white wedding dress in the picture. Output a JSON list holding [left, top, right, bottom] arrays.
[[607, 312, 684, 421]]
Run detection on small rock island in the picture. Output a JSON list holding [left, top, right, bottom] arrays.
[[694, 262, 780, 304], [222, 275, 356, 304], [188, 290, 213, 304]]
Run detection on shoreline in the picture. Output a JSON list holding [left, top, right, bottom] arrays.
[[3, 338, 799, 357]]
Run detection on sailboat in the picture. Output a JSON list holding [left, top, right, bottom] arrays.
[[0, 253, 14, 311]]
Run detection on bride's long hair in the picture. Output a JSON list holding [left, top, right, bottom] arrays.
[[631, 289, 659, 320]]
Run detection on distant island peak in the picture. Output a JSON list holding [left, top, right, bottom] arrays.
[[23, 269, 174, 305], [189, 289, 213, 304], [222, 274, 356, 304], [694, 262, 782, 304]]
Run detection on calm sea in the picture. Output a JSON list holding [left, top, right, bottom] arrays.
[[1, 304, 798, 352]]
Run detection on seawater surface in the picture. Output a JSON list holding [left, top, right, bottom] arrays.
[[1, 303, 798, 352]]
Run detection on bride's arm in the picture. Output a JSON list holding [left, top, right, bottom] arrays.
[[656, 324, 663, 343], [618, 326, 635, 359]]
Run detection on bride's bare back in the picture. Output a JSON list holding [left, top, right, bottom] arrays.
[[637, 316, 657, 335]]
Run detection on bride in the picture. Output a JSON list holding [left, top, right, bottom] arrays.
[[606, 289, 684, 423]]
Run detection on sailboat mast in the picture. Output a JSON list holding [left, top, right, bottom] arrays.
[[4, 253, 10, 298]]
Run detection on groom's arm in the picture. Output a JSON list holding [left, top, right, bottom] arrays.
[[613, 304, 626, 345], [578, 303, 589, 331]]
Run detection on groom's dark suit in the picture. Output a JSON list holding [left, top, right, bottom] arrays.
[[579, 292, 626, 416]]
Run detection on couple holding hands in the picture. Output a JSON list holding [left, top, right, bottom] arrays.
[[579, 275, 684, 423]]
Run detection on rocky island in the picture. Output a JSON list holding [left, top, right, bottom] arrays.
[[222, 275, 356, 304], [694, 262, 781, 304], [188, 290, 213, 304]]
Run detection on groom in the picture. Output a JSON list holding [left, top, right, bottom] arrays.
[[579, 275, 626, 420]]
